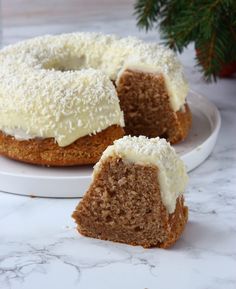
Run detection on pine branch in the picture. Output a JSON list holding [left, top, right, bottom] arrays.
[[134, 0, 236, 81], [134, 0, 165, 30]]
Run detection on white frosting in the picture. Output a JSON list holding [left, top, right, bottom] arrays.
[[2, 127, 36, 141], [0, 32, 188, 146], [0, 68, 124, 147], [94, 136, 188, 214]]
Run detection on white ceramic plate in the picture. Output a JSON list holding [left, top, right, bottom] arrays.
[[0, 90, 221, 198]]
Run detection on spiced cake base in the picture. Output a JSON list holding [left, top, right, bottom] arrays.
[[0, 125, 124, 166], [72, 156, 188, 248], [116, 69, 192, 144]]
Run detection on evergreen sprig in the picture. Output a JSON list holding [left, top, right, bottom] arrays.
[[134, 0, 236, 81]]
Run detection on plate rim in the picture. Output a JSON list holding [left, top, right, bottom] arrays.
[[181, 89, 221, 160]]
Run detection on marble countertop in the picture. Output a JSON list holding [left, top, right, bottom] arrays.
[[0, 1, 236, 288]]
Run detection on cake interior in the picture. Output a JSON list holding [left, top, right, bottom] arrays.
[[116, 69, 192, 144], [73, 156, 188, 248]]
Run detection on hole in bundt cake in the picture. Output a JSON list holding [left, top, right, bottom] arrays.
[[43, 55, 87, 71]]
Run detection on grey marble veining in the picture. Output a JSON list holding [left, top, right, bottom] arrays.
[[0, 1, 236, 288]]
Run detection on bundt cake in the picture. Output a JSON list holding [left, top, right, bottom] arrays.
[[0, 32, 191, 166], [72, 136, 188, 248]]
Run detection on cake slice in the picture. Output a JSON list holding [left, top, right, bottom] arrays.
[[72, 136, 188, 248]]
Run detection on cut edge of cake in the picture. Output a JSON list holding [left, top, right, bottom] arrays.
[[116, 69, 192, 144], [72, 135, 189, 248]]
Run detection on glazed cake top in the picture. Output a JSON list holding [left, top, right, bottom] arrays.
[[0, 32, 187, 146], [94, 136, 188, 214]]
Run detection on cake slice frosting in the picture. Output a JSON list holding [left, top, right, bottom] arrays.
[[94, 135, 188, 213]]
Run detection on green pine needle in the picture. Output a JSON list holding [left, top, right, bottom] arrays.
[[134, 0, 236, 81]]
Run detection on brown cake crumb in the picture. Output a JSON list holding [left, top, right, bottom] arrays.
[[116, 69, 192, 144], [72, 156, 188, 248], [0, 125, 124, 166]]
